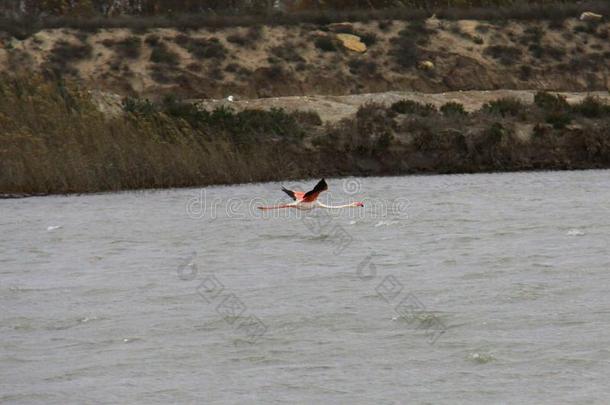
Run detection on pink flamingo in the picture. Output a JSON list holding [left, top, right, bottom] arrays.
[[258, 179, 364, 211]]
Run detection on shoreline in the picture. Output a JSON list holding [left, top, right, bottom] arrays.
[[3, 167, 609, 200]]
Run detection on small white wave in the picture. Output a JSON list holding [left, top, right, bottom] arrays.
[[374, 220, 397, 227], [468, 352, 495, 364], [46, 225, 62, 231], [566, 229, 585, 236]]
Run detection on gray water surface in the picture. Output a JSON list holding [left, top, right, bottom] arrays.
[[1, 170, 610, 404]]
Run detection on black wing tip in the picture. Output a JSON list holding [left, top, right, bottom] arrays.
[[281, 186, 296, 200]]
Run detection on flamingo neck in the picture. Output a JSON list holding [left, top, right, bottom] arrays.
[[317, 202, 360, 209]]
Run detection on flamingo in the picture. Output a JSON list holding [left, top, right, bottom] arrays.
[[257, 179, 364, 210]]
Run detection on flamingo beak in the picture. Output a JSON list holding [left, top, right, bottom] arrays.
[[357, 202, 364, 207]]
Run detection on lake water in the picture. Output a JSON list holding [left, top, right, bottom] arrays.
[[1, 170, 609, 403]]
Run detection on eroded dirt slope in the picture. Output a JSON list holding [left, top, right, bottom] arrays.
[[1, 17, 609, 99]]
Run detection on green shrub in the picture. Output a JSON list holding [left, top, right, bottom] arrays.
[[378, 20, 393, 31], [182, 37, 226, 60], [348, 59, 377, 75], [528, 43, 566, 60], [44, 40, 92, 75], [227, 34, 249, 46], [391, 99, 437, 116], [390, 36, 419, 68], [520, 26, 544, 45], [485, 122, 505, 144], [472, 35, 484, 44], [291, 110, 323, 126], [314, 37, 337, 52], [484, 45, 522, 65], [150, 42, 179, 65], [103, 36, 142, 59], [534, 91, 569, 111], [440, 102, 468, 116], [519, 65, 532, 80], [482, 97, 526, 117], [545, 111, 572, 129], [122, 96, 157, 116], [400, 20, 434, 45], [359, 32, 377, 47], [158, 97, 303, 143], [271, 45, 304, 63], [572, 96, 610, 118], [144, 34, 160, 46]]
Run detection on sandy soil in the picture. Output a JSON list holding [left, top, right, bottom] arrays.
[[193, 89, 610, 123], [2, 18, 609, 99]]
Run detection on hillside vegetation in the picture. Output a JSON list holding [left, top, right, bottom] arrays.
[[1, 1, 609, 196], [1, 4, 609, 99], [1, 74, 609, 196]]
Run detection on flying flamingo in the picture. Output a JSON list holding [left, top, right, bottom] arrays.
[[258, 179, 364, 211]]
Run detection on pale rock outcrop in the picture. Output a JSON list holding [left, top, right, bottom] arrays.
[[579, 11, 603, 22], [336, 33, 366, 53], [418, 60, 435, 70]]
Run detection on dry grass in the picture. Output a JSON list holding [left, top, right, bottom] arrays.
[[0, 74, 305, 194], [2, 75, 610, 195]]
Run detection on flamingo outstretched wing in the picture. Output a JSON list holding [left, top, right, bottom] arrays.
[[302, 178, 328, 202], [281, 187, 305, 201], [257, 203, 295, 210]]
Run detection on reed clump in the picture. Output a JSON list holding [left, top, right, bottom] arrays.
[[0, 74, 307, 194]]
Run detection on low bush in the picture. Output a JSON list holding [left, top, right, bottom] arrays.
[[391, 99, 437, 116], [144, 34, 160, 46], [291, 110, 323, 126], [440, 102, 468, 116], [534, 91, 569, 111], [271, 45, 305, 63], [103, 36, 141, 59], [519, 65, 533, 80], [314, 36, 337, 52], [43, 40, 92, 75], [545, 111, 572, 129], [149, 41, 179, 65], [528, 43, 566, 60], [359, 32, 377, 47], [122, 96, 157, 116], [389, 36, 419, 68], [482, 97, 526, 117], [400, 20, 434, 45], [377, 20, 393, 31], [520, 25, 544, 45], [348, 59, 377, 75], [484, 45, 522, 65], [178, 37, 227, 60], [572, 96, 610, 118]]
